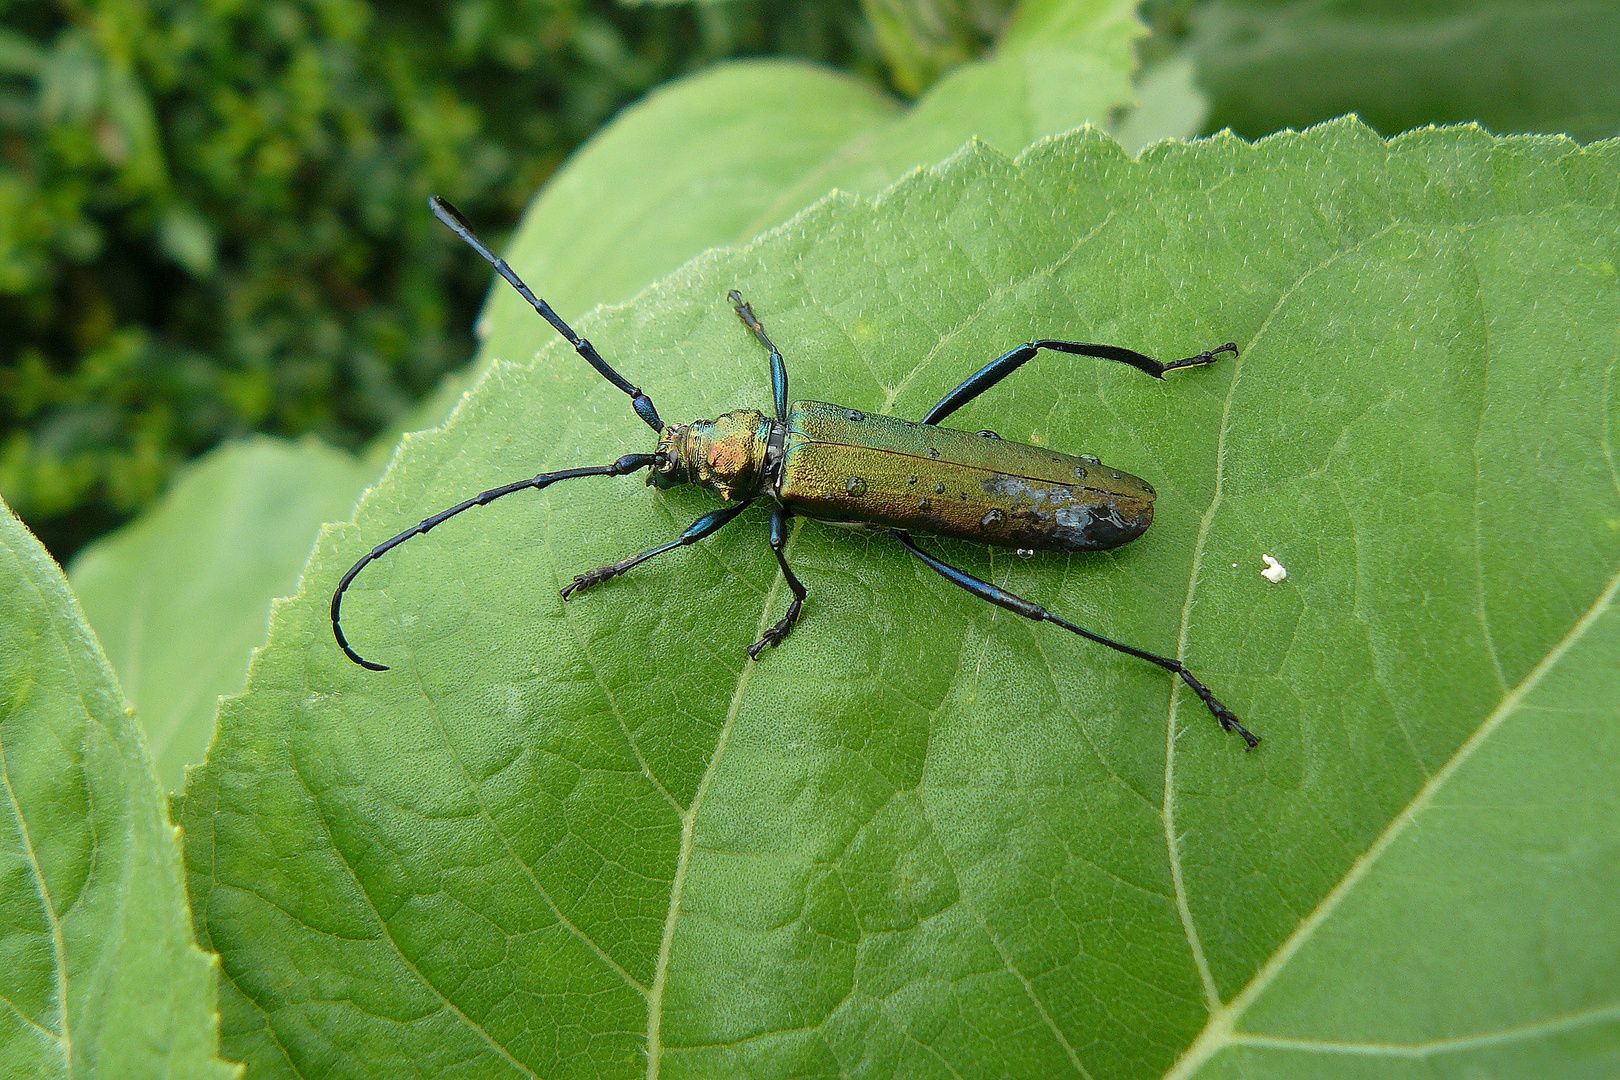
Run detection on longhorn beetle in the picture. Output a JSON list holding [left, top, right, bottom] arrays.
[[331, 197, 1260, 750]]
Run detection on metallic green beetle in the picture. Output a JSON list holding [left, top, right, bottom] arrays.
[[331, 197, 1259, 750]]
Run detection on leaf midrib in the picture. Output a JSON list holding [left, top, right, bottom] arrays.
[[1160, 217, 1411, 1021], [3, 532, 91, 1072], [643, 517, 799, 1080]]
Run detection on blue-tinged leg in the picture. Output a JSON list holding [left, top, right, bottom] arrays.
[[561, 500, 754, 598], [748, 506, 807, 659], [890, 530, 1259, 749], [921, 339, 1238, 426], [729, 290, 789, 423]]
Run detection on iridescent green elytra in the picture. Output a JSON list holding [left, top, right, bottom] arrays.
[[652, 401, 1155, 552], [330, 197, 1260, 749]]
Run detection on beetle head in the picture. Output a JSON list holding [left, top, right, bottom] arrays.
[[650, 409, 772, 501]]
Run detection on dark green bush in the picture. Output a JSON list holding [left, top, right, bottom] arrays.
[[0, 0, 877, 558], [8, 0, 1615, 562]]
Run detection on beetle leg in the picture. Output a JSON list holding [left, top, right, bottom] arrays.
[[890, 530, 1259, 749], [729, 290, 789, 424], [921, 339, 1238, 426], [748, 506, 807, 659], [561, 500, 753, 599]]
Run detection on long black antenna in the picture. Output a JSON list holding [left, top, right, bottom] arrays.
[[430, 196, 663, 431], [332, 454, 657, 670]]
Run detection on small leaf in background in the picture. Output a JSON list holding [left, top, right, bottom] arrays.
[[859, 0, 1015, 97], [480, 0, 1157, 365], [1190, 0, 1620, 142], [1113, 54, 1209, 156], [69, 437, 375, 792], [183, 122, 1620, 1079], [158, 204, 218, 278], [810, 0, 1150, 195], [0, 498, 236, 1079], [478, 59, 901, 340]]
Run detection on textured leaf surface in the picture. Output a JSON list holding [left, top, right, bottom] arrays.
[[0, 499, 236, 1079], [183, 121, 1620, 1079], [68, 438, 374, 792], [1191, 0, 1620, 142]]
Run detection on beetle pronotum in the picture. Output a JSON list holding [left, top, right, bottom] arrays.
[[331, 197, 1259, 750]]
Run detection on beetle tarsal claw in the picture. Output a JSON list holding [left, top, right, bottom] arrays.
[[560, 564, 622, 599], [746, 623, 788, 660], [1214, 707, 1261, 750], [1230, 716, 1262, 750], [747, 598, 803, 660], [1166, 341, 1240, 372], [1179, 669, 1260, 749]]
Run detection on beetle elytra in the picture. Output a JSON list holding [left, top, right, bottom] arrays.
[[331, 197, 1259, 750]]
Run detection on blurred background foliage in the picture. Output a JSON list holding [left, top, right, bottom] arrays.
[[0, 0, 879, 558], [3, 0, 1618, 564]]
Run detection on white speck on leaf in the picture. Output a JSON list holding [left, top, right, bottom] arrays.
[[1261, 554, 1288, 583]]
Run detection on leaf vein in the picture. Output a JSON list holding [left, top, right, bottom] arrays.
[[396, 637, 650, 995], [212, 950, 309, 1079], [1, 544, 88, 1071], [1458, 226, 1510, 693], [279, 758, 545, 1079], [1163, 218, 1410, 1014], [1162, 558, 1620, 1080], [1327, 471, 1429, 777], [545, 535, 688, 817], [915, 784, 1096, 1080], [643, 517, 800, 1079], [1229, 998, 1620, 1058], [1601, 315, 1620, 504]]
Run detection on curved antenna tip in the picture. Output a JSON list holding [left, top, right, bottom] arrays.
[[335, 624, 391, 671], [429, 196, 476, 236]]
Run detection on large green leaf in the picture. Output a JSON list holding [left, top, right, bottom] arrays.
[[68, 438, 376, 793], [0, 498, 236, 1078], [1191, 0, 1620, 143], [182, 120, 1620, 1078]]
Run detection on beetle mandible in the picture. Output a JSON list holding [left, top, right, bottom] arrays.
[[331, 196, 1260, 750]]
